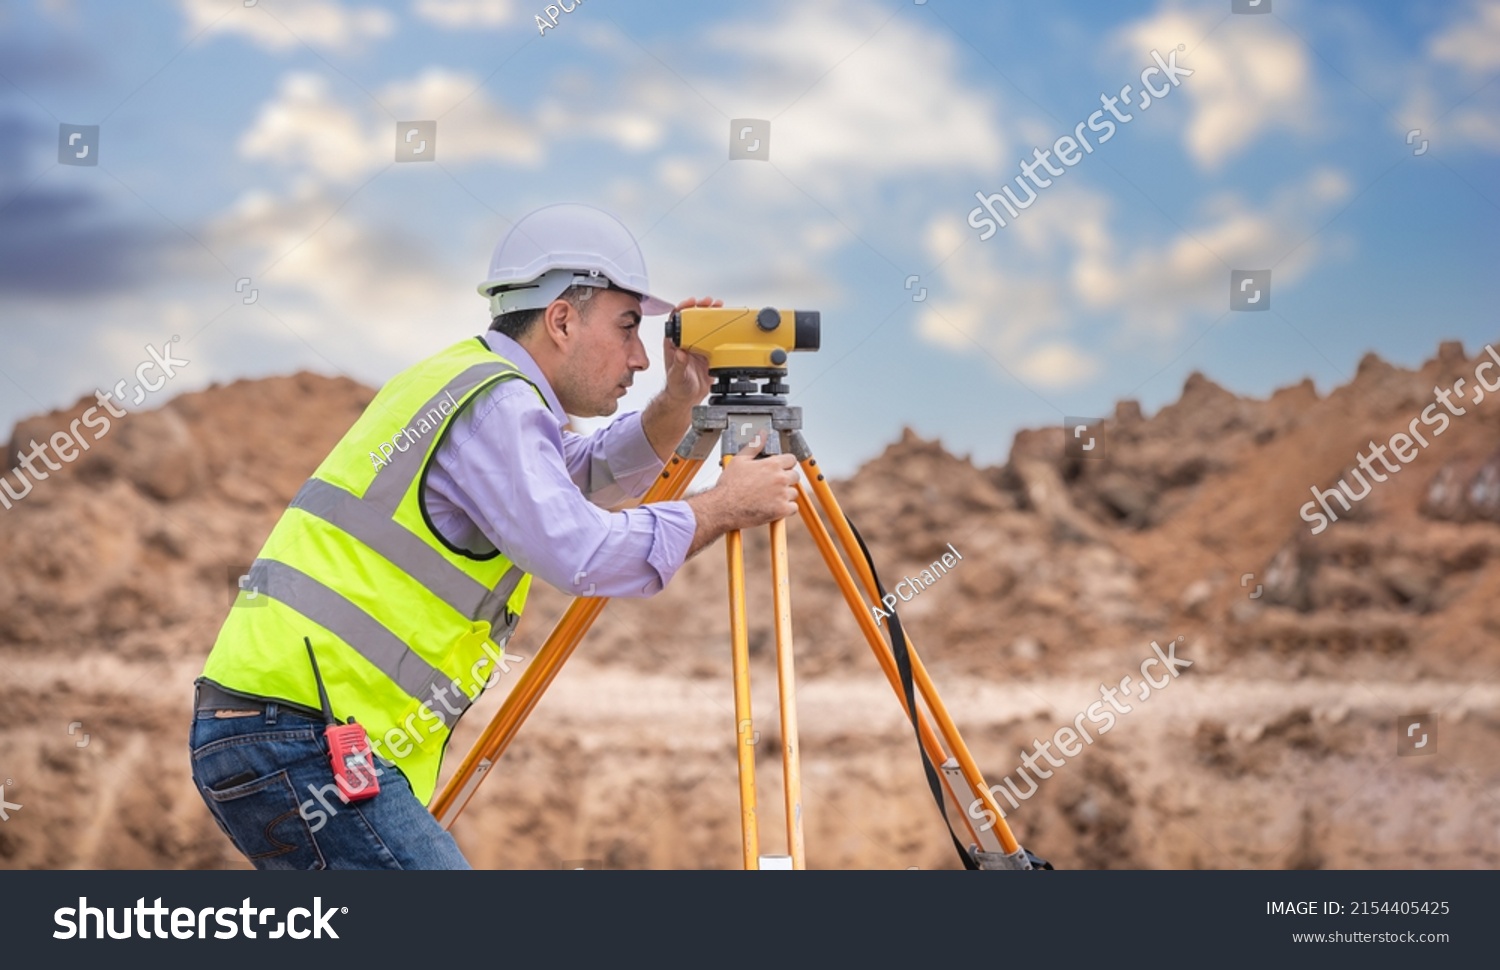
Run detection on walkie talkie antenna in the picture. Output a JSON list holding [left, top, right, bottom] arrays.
[[304, 635, 380, 801], [304, 636, 337, 726]]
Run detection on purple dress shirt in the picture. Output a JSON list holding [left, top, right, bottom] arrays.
[[423, 331, 697, 599]]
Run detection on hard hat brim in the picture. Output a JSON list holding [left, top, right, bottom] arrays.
[[636, 293, 675, 316]]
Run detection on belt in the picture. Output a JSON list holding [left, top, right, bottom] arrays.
[[194, 678, 325, 721]]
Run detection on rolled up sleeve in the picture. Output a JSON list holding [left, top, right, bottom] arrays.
[[562, 411, 666, 507]]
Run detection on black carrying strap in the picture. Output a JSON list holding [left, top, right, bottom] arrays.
[[844, 519, 979, 871]]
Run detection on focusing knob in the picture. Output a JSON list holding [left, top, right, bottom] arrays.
[[756, 307, 780, 331]]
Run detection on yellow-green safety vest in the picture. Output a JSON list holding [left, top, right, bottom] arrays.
[[202, 337, 544, 803]]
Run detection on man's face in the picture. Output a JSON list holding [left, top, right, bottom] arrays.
[[554, 288, 649, 417]]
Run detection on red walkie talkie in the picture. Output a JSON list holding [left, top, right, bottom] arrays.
[[304, 636, 380, 802]]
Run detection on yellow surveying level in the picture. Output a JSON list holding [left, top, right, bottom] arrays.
[[432, 307, 1048, 871], [665, 305, 820, 374]]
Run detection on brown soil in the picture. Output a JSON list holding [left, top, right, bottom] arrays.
[[1, 342, 1497, 869]]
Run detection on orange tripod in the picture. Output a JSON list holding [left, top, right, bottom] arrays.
[[430, 402, 1045, 870]]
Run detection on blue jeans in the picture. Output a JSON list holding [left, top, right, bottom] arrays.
[[189, 702, 471, 870]]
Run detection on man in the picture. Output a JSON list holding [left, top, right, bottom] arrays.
[[190, 203, 799, 869]]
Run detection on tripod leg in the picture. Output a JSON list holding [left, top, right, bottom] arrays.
[[432, 454, 703, 829], [798, 460, 1022, 855], [791, 483, 986, 850], [768, 517, 805, 869], [725, 523, 759, 869]]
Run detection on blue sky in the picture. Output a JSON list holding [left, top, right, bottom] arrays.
[[1, 0, 1497, 477]]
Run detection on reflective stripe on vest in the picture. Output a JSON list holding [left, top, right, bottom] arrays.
[[239, 558, 524, 730], [287, 478, 525, 630], [202, 339, 543, 803]]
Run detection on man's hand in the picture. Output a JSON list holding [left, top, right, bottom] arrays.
[[661, 296, 718, 407], [642, 296, 721, 461], [684, 433, 800, 558]]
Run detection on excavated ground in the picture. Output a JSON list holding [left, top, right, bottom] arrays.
[[1, 343, 1496, 869]]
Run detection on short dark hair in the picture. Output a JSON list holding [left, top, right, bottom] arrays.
[[489, 283, 601, 341]]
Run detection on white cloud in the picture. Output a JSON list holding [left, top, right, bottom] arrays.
[[178, 0, 393, 52], [238, 74, 384, 182], [918, 167, 1351, 388], [1073, 167, 1350, 331], [1398, 1, 1500, 154], [221, 69, 543, 353], [238, 69, 543, 183], [1430, 1, 1500, 74], [514, 0, 1007, 183], [537, 92, 670, 153], [412, 0, 517, 29], [206, 183, 478, 357], [1019, 342, 1103, 387], [637, 156, 849, 299], [1448, 107, 1500, 150], [696, 0, 1007, 186], [505, 0, 1014, 327], [1116, 6, 1316, 170], [486, 0, 1012, 318], [379, 69, 543, 166], [654, 156, 705, 197], [917, 215, 1094, 390]]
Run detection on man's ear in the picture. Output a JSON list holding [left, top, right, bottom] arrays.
[[541, 299, 575, 350]]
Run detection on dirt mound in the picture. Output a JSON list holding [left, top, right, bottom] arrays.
[[1, 341, 1497, 869]]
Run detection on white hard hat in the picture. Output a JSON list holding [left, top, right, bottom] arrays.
[[477, 203, 674, 317]]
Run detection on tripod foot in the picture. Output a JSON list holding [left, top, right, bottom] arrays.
[[972, 846, 1054, 870]]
